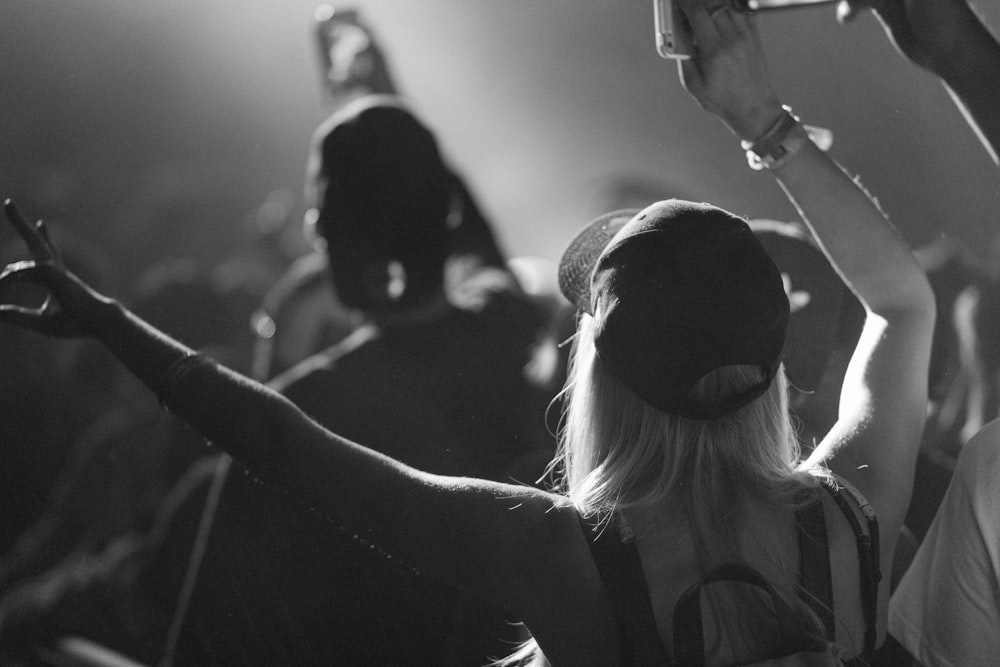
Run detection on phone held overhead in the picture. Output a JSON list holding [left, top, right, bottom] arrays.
[[654, 0, 839, 60]]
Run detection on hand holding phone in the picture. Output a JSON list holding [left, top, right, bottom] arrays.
[[654, 0, 840, 60]]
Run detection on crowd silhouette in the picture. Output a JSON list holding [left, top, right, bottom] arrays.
[[1, 1, 999, 666]]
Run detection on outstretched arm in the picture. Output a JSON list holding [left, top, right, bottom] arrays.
[[677, 0, 935, 549], [839, 0, 1000, 165], [0, 201, 585, 620]]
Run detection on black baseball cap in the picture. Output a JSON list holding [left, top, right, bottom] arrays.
[[558, 200, 790, 419]]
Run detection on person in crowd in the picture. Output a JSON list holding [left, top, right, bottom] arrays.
[[243, 97, 556, 662], [586, 175, 866, 448], [919, 233, 1000, 460], [272, 93, 556, 486], [250, 165, 533, 383], [836, 1, 1000, 663], [890, 419, 1000, 667], [590, 174, 867, 447], [913, 237, 988, 457], [952, 258, 1000, 445], [0, 1, 934, 665], [895, 238, 988, 548], [0, 96, 556, 666], [254, 7, 569, 388]]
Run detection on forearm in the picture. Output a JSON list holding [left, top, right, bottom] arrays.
[[91, 299, 288, 474], [775, 137, 935, 499], [768, 139, 934, 316], [906, 1, 1000, 165], [91, 305, 426, 566], [84, 299, 550, 599]]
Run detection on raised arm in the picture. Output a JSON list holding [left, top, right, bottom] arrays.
[[676, 0, 936, 543], [0, 201, 584, 619], [839, 0, 1000, 165]]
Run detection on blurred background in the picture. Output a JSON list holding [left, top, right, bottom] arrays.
[[2, 0, 999, 290]]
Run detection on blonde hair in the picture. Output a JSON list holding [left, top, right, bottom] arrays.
[[495, 315, 828, 666], [554, 315, 819, 525]]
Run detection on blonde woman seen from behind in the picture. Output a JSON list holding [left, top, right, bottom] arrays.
[[0, 0, 934, 664]]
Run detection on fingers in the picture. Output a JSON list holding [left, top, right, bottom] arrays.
[[0, 262, 85, 338], [0, 261, 47, 308], [3, 200, 39, 253], [0, 261, 66, 305], [0, 261, 46, 327], [0, 259, 39, 281], [677, 0, 755, 55], [3, 200, 57, 263], [677, 0, 719, 43], [677, 57, 703, 96], [35, 214, 53, 245], [865, 0, 906, 32], [0, 303, 46, 330], [709, 5, 740, 40], [836, 0, 885, 24], [836, 1, 864, 23], [721, 3, 757, 42]]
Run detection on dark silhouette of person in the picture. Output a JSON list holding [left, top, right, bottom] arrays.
[[0, 96, 556, 666]]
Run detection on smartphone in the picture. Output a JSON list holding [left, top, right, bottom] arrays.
[[654, 0, 836, 60], [653, 0, 692, 60], [737, 0, 837, 9]]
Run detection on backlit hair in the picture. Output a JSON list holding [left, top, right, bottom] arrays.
[[551, 314, 820, 522], [496, 315, 828, 666]]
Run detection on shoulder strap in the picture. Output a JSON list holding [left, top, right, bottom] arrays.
[[579, 515, 672, 667], [578, 485, 879, 667], [795, 489, 836, 640], [821, 477, 881, 662]]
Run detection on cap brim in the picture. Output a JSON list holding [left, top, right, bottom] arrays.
[[558, 209, 640, 314]]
